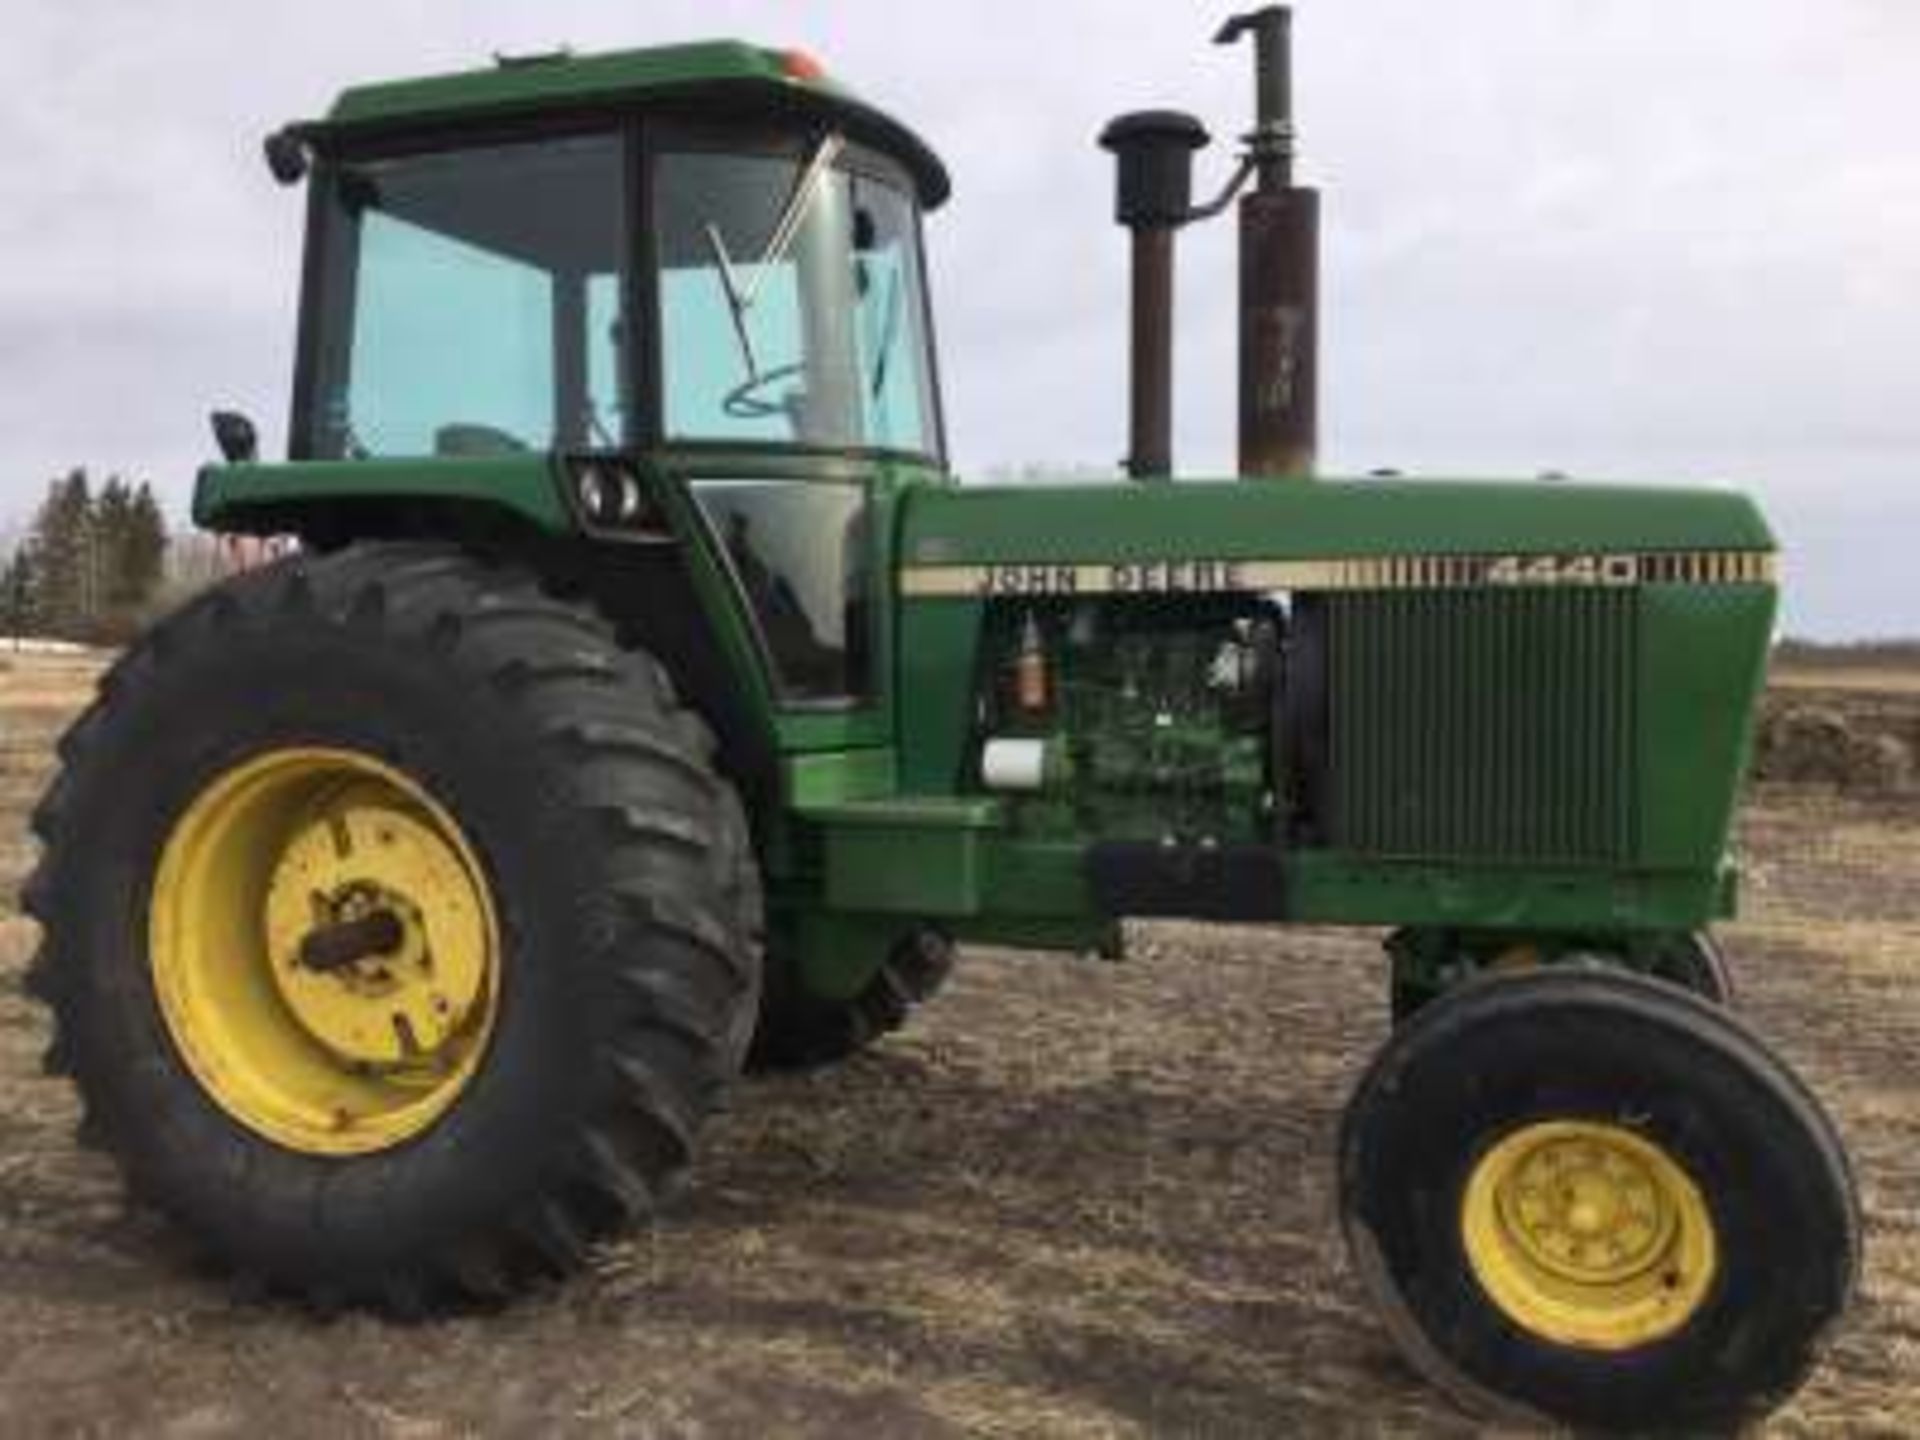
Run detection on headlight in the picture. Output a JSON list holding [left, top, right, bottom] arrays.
[[571, 460, 650, 531]]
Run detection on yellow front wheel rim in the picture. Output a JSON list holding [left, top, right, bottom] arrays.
[[1461, 1121, 1717, 1350], [150, 748, 500, 1156]]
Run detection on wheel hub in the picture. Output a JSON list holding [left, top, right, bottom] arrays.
[[150, 749, 500, 1156], [1461, 1120, 1717, 1350], [1496, 1134, 1677, 1285], [265, 798, 489, 1070]]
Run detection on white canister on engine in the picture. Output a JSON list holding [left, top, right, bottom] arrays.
[[981, 737, 1051, 792]]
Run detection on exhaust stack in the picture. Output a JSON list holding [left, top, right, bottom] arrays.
[[1100, 7, 1320, 481], [1218, 7, 1319, 477], [1099, 111, 1209, 481]]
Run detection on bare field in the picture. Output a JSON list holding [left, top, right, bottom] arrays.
[[1774, 666, 1920, 696], [0, 652, 1915, 1436]]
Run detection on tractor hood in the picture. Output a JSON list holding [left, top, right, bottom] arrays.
[[897, 477, 1775, 598]]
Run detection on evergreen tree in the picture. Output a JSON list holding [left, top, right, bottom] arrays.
[[96, 476, 134, 609], [123, 482, 170, 608], [1, 544, 41, 638], [6, 468, 171, 640], [30, 469, 94, 637]]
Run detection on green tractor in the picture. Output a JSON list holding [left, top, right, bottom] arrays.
[[25, 9, 1856, 1430]]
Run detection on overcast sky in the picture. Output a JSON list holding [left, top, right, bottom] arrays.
[[1, 0, 1914, 636]]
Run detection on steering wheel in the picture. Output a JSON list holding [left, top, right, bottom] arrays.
[[723, 362, 809, 420]]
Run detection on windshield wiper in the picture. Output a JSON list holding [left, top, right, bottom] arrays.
[[702, 224, 762, 382], [702, 131, 846, 385]]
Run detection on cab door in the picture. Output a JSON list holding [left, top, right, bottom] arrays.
[[642, 126, 943, 752]]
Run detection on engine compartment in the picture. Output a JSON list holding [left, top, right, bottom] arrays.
[[970, 596, 1292, 847]]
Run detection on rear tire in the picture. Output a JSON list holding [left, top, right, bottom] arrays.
[[24, 543, 762, 1307], [1340, 968, 1858, 1432], [748, 927, 953, 1071]]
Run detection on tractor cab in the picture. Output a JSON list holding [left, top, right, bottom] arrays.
[[250, 43, 950, 708]]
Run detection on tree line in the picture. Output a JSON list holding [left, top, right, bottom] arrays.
[[3, 468, 170, 644]]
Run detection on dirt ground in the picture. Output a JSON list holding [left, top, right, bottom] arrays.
[[0, 651, 1914, 1437]]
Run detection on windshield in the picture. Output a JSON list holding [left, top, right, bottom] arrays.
[[654, 146, 938, 456], [303, 133, 626, 460]]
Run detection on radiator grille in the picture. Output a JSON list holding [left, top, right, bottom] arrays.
[[1325, 589, 1639, 861]]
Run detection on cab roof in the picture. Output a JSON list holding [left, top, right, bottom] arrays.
[[301, 38, 950, 207]]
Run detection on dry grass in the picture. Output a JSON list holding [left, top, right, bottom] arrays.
[[0, 651, 1913, 1435]]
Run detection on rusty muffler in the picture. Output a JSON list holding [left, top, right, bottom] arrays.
[[1219, 7, 1319, 477]]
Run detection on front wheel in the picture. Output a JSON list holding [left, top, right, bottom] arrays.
[[1340, 968, 1858, 1432]]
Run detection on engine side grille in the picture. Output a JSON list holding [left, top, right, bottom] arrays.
[[1324, 588, 1639, 862]]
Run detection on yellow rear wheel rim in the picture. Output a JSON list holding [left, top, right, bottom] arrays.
[[149, 748, 499, 1156], [1461, 1121, 1717, 1350]]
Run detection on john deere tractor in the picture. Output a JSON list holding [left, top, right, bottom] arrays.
[[25, 10, 1856, 1430]]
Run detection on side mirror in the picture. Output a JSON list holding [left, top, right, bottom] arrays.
[[264, 127, 310, 186], [211, 410, 259, 464]]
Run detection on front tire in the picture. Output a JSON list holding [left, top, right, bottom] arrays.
[[24, 543, 761, 1307], [1340, 968, 1858, 1432]]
